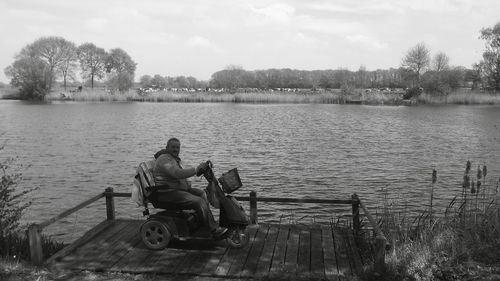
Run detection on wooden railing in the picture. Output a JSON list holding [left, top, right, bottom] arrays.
[[29, 188, 386, 273]]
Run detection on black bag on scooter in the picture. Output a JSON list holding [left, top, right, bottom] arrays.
[[219, 195, 249, 225]]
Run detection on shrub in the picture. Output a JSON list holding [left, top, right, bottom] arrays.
[[403, 87, 423, 99], [0, 149, 31, 258]]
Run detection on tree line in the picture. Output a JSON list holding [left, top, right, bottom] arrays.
[[4, 36, 136, 99], [4, 22, 499, 100], [204, 22, 499, 95]]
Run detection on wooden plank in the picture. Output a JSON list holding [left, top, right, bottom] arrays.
[[310, 226, 325, 279], [46, 219, 112, 265], [254, 224, 279, 277], [111, 238, 152, 273], [132, 246, 166, 273], [346, 229, 363, 274], [132, 237, 226, 274], [226, 226, 258, 277], [194, 238, 234, 277], [75, 220, 140, 270], [332, 227, 353, 279], [283, 225, 300, 276], [198, 248, 227, 277], [297, 227, 311, 276], [109, 235, 155, 272], [61, 220, 133, 269], [239, 224, 269, 277], [214, 246, 238, 276], [81, 220, 139, 267], [177, 251, 213, 275], [322, 226, 340, 281], [269, 224, 289, 274]]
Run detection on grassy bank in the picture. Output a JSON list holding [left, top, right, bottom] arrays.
[[41, 88, 500, 105]]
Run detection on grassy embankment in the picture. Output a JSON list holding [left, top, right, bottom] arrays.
[[36, 88, 500, 105], [361, 162, 500, 281]]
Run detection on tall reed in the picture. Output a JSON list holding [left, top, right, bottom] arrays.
[[365, 161, 500, 281]]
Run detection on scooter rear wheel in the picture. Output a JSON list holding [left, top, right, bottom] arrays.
[[226, 227, 249, 248], [141, 219, 171, 250]]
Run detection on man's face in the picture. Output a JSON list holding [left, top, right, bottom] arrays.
[[166, 140, 181, 157]]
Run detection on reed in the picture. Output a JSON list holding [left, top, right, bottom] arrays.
[[45, 88, 403, 104], [363, 161, 500, 280], [417, 89, 500, 105]]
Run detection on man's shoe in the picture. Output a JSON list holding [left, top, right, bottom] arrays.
[[211, 227, 228, 239]]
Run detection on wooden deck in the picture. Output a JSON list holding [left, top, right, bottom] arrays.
[[48, 219, 364, 280]]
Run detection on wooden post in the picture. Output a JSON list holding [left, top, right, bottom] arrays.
[[250, 191, 257, 224], [351, 194, 360, 235], [375, 236, 386, 274], [28, 224, 43, 265], [105, 187, 115, 220]]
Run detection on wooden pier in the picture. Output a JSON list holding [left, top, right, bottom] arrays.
[[48, 220, 362, 280], [29, 189, 387, 280]]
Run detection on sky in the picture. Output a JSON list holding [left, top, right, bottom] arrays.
[[0, 0, 499, 83]]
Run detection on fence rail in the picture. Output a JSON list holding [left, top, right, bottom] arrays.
[[29, 188, 386, 273]]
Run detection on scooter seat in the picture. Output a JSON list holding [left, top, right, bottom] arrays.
[[152, 209, 195, 219]]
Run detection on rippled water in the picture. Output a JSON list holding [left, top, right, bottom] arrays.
[[1, 100, 499, 241]]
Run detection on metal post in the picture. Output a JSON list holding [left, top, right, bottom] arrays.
[[105, 187, 115, 220], [352, 194, 360, 235], [250, 191, 257, 224], [28, 224, 43, 265]]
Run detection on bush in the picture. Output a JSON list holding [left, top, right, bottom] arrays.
[[0, 146, 32, 258], [403, 87, 423, 99], [0, 145, 64, 261], [4, 58, 50, 100]]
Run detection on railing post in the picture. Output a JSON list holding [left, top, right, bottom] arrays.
[[28, 224, 43, 265], [375, 236, 386, 274], [105, 187, 115, 220], [352, 194, 360, 235], [250, 191, 257, 224]]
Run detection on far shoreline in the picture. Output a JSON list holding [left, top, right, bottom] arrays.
[[1, 87, 500, 106]]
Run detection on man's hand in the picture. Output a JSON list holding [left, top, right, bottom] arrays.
[[196, 161, 209, 176]]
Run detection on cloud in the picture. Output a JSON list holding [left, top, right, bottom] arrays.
[[84, 18, 108, 31], [186, 36, 221, 52], [297, 15, 363, 35], [247, 3, 295, 26], [306, 1, 404, 15], [345, 34, 388, 49]]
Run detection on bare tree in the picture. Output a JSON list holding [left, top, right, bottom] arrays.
[[58, 42, 78, 91], [433, 52, 450, 72], [22, 36, 76, 91], [402, 43, 431, 86]]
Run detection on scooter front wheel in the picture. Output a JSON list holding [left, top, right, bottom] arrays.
[[226, 227, 249, 248]]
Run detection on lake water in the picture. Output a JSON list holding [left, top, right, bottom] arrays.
[[1, 100, 499, 241]]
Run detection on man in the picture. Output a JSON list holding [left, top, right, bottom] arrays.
[[152, 138, 228, 238]]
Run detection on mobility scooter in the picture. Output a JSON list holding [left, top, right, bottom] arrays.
[[133, 160, 250, 250]]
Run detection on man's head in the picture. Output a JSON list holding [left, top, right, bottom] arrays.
[[165, 137, 181, 158]]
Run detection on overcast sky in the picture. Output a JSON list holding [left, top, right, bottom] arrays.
[[0, 0, 499, 83]]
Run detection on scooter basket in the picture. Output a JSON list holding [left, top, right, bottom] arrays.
[[218, 168, 242, 194]]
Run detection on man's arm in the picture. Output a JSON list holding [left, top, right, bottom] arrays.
[[160, 160, 196, 179]]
